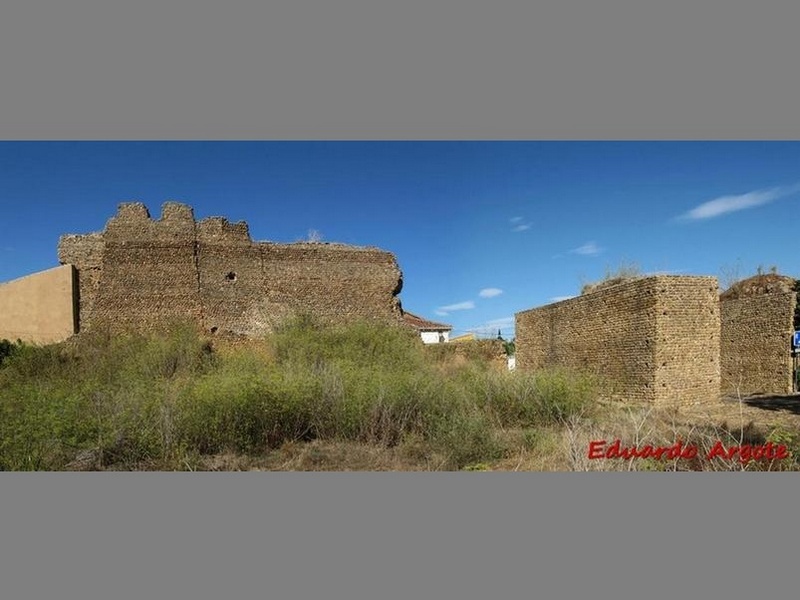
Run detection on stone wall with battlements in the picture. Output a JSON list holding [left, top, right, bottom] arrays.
[[57, 202, 404, 336]]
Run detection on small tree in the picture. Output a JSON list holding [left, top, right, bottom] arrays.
[[0, 338, 18, 367], [793, 279, 800, 331]]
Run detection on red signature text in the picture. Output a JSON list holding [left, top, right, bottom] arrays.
[[588, 439, 789, 463]]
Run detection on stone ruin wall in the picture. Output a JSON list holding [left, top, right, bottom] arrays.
[[515, 276, 720, 405], [653, 277, 721, 401], [58, 202, 404, 336], [719, 278, 797, 396]]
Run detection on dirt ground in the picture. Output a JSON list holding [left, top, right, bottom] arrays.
[[678, 393, 800, 431]]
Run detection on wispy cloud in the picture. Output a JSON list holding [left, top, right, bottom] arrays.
[[478, 288, 503, 298], [510, 216, 532, 232], [436, 300, 476, 316], [550, 295, 576, 302], [465, 316, 515, 337], [570, 241, 603, 256], [678, 184, 800, 221]]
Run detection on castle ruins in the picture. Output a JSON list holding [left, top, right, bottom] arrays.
[[1, 201, 798, 406], [516, 273, 798, 404], [0, 202, 404, 342]]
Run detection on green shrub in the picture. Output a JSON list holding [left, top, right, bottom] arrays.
[[0, 320, 603, 470], [0, 338, 20, 367], [271, 316, 426, 373], [456, 367, 596, 428], [0, 326, 215, 470]]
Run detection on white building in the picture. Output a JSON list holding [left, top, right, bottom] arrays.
[[402, 311, 453, 344]]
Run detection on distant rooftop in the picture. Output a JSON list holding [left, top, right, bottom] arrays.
[[402, 311, 452, 332]]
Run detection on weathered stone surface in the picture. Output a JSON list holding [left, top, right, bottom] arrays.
[[515, 276, 720, 405], [720, 275, 797, 396], [58, 202, 405, 336]]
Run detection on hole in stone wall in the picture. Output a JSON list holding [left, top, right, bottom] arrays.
[[225, 272, 237, 282], [210, 327, 218, 334]]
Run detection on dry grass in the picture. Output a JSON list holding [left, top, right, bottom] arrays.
[[4, 320, 799, 472], [181, 398, 800, 472]]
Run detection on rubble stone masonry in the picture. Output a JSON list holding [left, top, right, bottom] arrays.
[[719, 275, 797, 396], [515, 276, 720, 405], [57, 202, 404, 336]]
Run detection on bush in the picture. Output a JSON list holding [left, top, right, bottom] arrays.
[[457, 367, 596, 428], [0, 338, 20, 367], [271, 316, 426, 372], [0, 326, 215, 470], [0, 319, 603, 470]]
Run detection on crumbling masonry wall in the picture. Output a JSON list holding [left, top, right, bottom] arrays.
[[0, 265, 78, 344], [58, 202, 404, 336], [515, 276, 720, 405], [720, 277, 797, 396]]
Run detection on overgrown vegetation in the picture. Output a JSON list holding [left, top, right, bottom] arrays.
[[2, 319, 798, 471], [0, 338, 21, 367], [0, 319, 596, 471], [581, 260, 643, 295]]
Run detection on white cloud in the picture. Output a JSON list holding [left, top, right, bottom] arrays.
[[678, 184, 800, 221], [570, 241, 603, 256], [509, 216, 532, 232], [465, 316, 515, 338], [550, 295, 576, 302], [438, 300, 475, 312], [479, 288, 503, 298], [435, 310, 450, 317]]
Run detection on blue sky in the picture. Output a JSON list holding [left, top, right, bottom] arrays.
[[1, 141, 799, 339]]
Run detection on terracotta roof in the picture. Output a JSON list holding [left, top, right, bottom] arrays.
[[402, 311, 453, 331]]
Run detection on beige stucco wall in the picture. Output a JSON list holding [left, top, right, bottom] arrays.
[[0, 265, 78, 344]]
